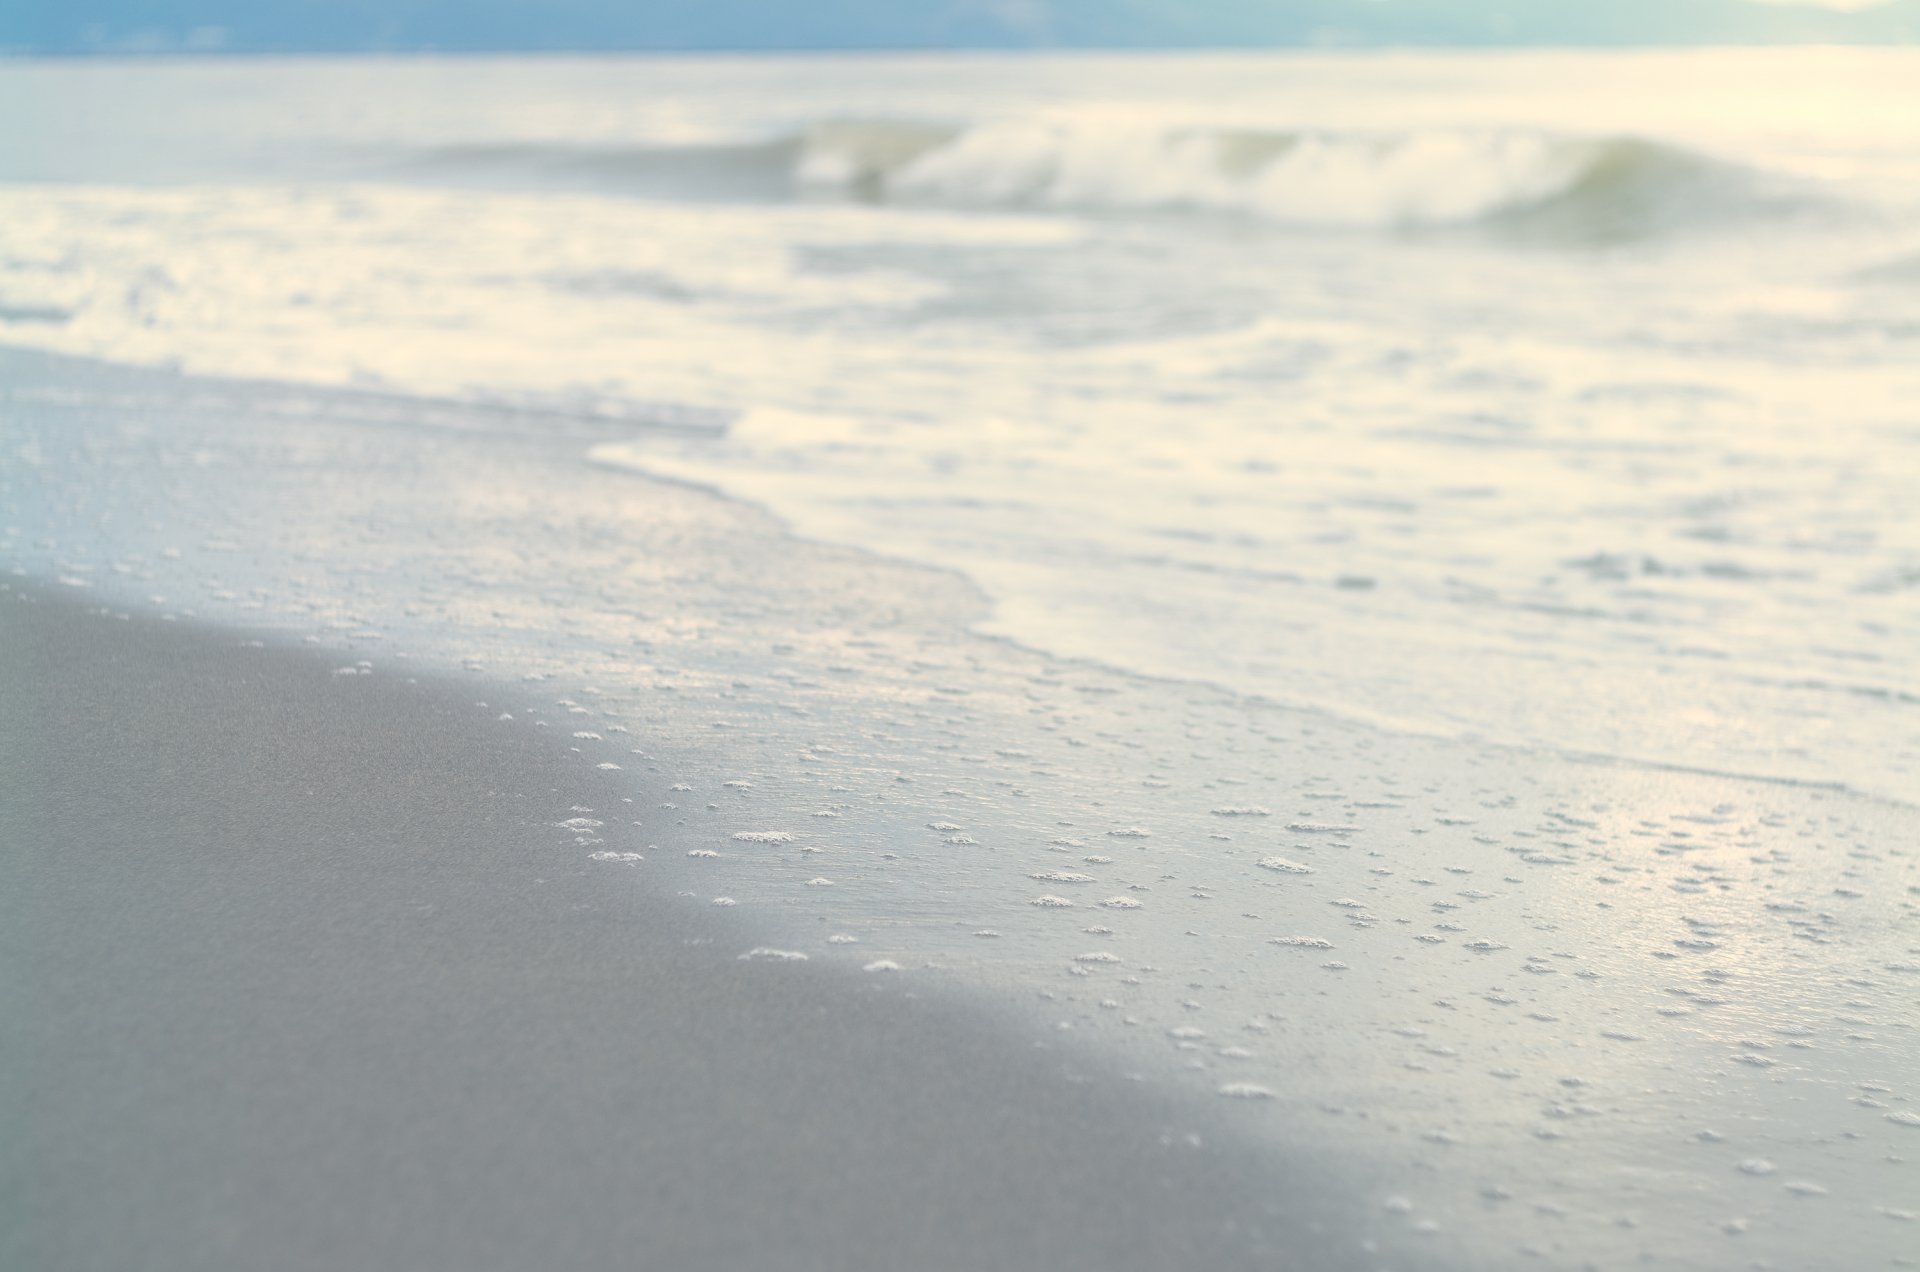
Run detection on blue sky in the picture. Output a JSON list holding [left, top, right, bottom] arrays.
[[6, 0, 1916, 53]]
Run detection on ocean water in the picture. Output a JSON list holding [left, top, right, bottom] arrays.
[[4, 50, 1919, 1268], [3, 51, 1918, 795]]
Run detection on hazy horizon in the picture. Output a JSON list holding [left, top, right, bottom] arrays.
[[6, 0, 1918, 55]]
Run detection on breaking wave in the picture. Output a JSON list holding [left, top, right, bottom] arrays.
[[405, 119, 1803, 240]]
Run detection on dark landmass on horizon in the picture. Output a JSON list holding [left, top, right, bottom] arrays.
[[5, 0, 1917, 55]]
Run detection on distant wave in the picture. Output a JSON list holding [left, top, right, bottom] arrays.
[[404, 119, 1808, 240], [402, 137, 803, 201], [1853, 249, 1920, 285]]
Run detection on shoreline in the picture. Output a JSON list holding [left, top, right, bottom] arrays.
[[0, 583, 1411, 1272], [7, 341, 1904, 811], [5, 344, 1915, 1269]]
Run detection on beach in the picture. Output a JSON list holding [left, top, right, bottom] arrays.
[[4, 345, 1915, 1269], [3, 49, 1919, 1269], [2, 580, 1415, 1272]]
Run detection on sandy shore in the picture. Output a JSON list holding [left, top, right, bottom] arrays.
[[0, 585, 1400, 1272]]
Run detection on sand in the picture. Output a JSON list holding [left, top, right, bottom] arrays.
[[0, 585, 1404, 1272]]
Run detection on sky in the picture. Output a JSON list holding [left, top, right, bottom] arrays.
[[3, 0, 1916, 54]]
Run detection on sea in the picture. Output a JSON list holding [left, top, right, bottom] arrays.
[[2, 49, 1917, 1268]]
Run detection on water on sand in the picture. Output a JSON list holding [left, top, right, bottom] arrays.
[[2, 49, 1918, 1269]]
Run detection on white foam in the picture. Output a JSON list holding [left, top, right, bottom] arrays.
[[1216, 1082, 1276, 1100], [739, 947, 808, 962]]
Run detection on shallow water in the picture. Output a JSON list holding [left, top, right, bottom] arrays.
[[3, 50, 1918, 795], [5, 347, 1916, 1270], [2, 50, 1918, 1269]]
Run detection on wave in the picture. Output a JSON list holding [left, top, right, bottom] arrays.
[[402, 137, 804, 201], [402, 120, 1804, 240], [1853, 249, 1920, 286]]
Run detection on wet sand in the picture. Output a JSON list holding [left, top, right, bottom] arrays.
[[0, 586, 1399, 1272]]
